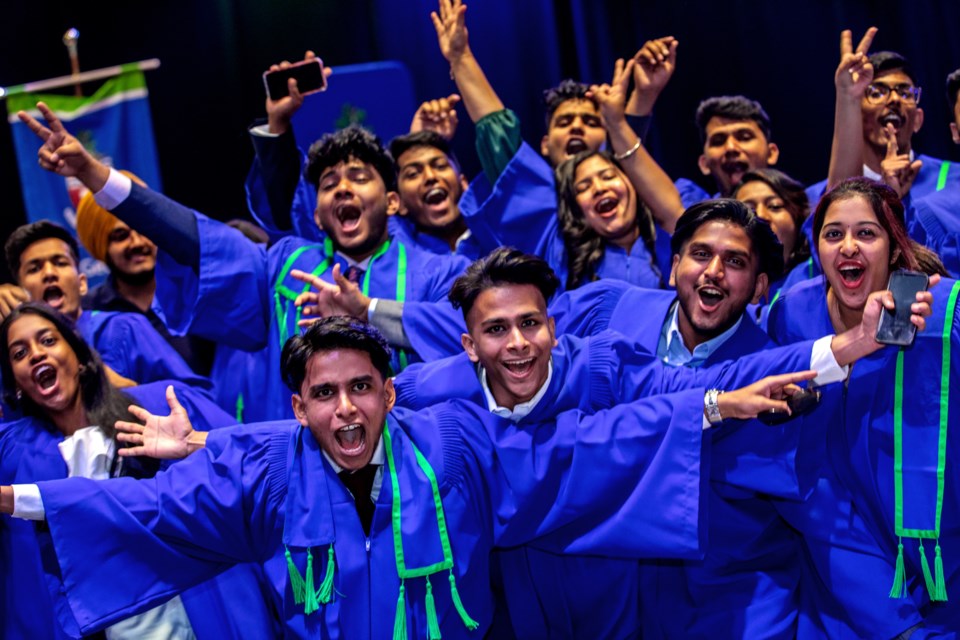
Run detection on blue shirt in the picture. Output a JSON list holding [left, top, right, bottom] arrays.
[[657, 300, 744, 368]]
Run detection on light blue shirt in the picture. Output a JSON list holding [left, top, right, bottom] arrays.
[[657, 300, 743, 368]]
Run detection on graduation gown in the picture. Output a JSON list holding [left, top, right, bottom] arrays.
[[76, 310, 212, 391], [459, 141, 662, 289], [0, 381, 278, 640], [35, 397, 706, 639], [767, 276, 960, 638], [118, 184, 470, 420]]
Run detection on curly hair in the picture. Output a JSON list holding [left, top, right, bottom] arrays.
[[304, 125, 396, 192]]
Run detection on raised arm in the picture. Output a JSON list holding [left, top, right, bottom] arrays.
[[431, 0, 504, 123], [590, 59, 685, 233], [409, 93, 462, 140], [625, 36, 678, 118], [826, 28, 877, 190]]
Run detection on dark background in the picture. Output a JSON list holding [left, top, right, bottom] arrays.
[[2, 0, 959, 284]]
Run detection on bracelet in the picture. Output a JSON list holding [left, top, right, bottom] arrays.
[[704, 389, 724, 425], [614, 138, 641, 161]]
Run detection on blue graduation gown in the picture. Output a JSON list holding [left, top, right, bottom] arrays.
[[35, 397, 706, 639], [125, 184, 469, 420], [76, 310, 212, 391], [0, 381, 277, 640], [767, 276, 960, 637], [911, 183, 960, 278], [459, 141, 662, 289]]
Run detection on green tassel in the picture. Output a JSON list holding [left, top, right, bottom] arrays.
[[425, 575, 442, 639], [889, 541, 907, 599], [919, 541, 937, 601], [393, 581, 408, 640], [448, 571, 479, 630], [303, 548, 320, 615], [317, 546, 336, 604], [285, 546, 305, 605], [934, 543, 948, 602]]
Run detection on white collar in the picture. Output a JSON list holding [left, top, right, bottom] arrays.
[[321, 431, 385, 475], [479, 360, 553, 421], [58, 426, 115, 480]]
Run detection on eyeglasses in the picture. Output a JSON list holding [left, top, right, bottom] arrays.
[[864, 83, 922, 105]]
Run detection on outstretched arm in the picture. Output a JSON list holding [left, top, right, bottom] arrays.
[[625, 36, 678, 117], [590, 59, 685, 233], [431, 0, 504, 123], [826, 27, 876, 190]]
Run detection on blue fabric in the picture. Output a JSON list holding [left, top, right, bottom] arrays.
[[766, 276, 960, 637], [0, 382, 277, 640], [911, 182, 960, 278], [126, 184, 469, 420], [75, 309, 212, 391], [459, 141, 663, 290], [35, 397, 705, 639]]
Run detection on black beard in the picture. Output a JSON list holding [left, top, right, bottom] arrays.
[[111, 266, 155, 287]]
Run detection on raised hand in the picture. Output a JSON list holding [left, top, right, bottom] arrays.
[[432, 0, 470, 63], [0, 284, 28, 320], [836, 27, 877, 98], [265, 51, 333, 135], [588, 58, 635, 129], [18, 102, 109, 190], [115, 386, 205, 460], [292, 263, 372, 324], [717, 370, 819, 421], [410, 94, 462, 140], [880, 124, 923, 197], [626, 36, 678, 117]]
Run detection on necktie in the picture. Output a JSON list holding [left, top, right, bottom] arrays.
[[338, 464, 377, 535], [344, 265, 365, 285]]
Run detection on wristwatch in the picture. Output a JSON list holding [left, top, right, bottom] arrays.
[[704, 389, 724, 425]]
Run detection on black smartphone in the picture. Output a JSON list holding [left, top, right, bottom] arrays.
[[263, 59, 326, 100], [756, 387, 822, 426], [876, 269, 929, 347]]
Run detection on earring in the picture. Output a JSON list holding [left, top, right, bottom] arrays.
[[78, 364, 87, 375], [15, 389, 22, 400]]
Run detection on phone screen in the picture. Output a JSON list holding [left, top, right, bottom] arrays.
[[263, 59, 326, 100], [875, 269, 929, 346]]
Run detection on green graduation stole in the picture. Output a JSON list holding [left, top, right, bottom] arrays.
[[272, 237, 409, 368], [382, 427, 478, 639], [889, 280, 960, 601]]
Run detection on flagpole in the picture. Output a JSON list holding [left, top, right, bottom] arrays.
[[0, 59, 161, 99], [63, 28, 82, 97]]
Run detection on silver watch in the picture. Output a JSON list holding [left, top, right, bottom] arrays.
[[704, 389, 724, 425]]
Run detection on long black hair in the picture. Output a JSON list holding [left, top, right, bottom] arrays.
[[0, 302, 136, 437], [555, 150, 658, 289], [734, 168, 812, 273]]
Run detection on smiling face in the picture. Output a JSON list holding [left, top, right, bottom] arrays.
[[670, 220, 766, 349], [462, 284, 557, 410], [314, 158, 400, 260], [541, 99, 606, 168], [395, 145, 468, 241], [698, 117, 779, 195], [734, 180, 798, 263], [17, 238, 88, 321], [6, 313, 83, 418], [572, 155, 640, 250], [818, 196, 892, 317], [861, 70, 924, 155], [105, 221, 157, 280], [291, 348, 395, 471]]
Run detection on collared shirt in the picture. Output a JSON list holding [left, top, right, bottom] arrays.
[[657, 301, 743, 368], [322, 435, 386, 502], [479, 361, 553, 422]]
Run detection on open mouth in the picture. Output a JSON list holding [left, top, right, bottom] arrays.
[[334, 423, 366, 453], [720, 160, 749, 179], [565, 138, 588, 155], [594, 196, 619, 216], [42, 286, 65, 308], [879, 113, 903, 130], [423, 187, 449, 206], [335, 204, 363, 233], [502, 357, 535, 377], [697, 285, 725, 311], [837, 263, 865, 288], [32, 364, 58, 390]]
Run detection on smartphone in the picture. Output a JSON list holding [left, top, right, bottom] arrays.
[[876, 269, 929, 346], [263, 58, 326, 100], [756, 387, 822, 426]]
